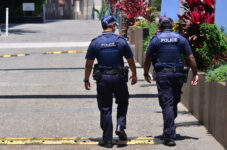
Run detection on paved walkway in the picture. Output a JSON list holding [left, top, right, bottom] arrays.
[[0, 20, 225, 150]]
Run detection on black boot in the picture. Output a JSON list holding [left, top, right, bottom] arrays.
[[115, 125, 127, 141], [163, 139, 176, 146], [98, 140, 113, 148]]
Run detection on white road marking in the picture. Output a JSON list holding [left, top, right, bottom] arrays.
[[0, 42, 90, 49]]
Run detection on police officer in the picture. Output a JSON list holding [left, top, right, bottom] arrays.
[[84, 16, 137, 148], [143, 16, 199, 146]]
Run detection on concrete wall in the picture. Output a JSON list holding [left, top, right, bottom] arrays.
[[128, 26, 152, 70], [182, 71, 227, 149]]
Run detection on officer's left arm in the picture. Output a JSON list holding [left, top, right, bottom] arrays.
[[85, 59, 94, 90], [182, 37, 199, 86], [122, 39, 137, 85]]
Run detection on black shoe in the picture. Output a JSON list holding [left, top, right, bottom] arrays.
[[163, 140, 176, 146], [115, 125, 127, 141], [98, 140, 113, 148]]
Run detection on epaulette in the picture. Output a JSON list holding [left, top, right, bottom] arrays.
[[150, 35, 157, 41], [91, 37, 98, 42], [116, 35, 128, 41]]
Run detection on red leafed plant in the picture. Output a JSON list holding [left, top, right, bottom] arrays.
[[116, 0, 148, 37], [106, 0, 119, 15], [176, 0, 216, 69]]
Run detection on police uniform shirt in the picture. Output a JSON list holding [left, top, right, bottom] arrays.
[[146, 30, 192, 63], [86, 31, 133, 68]]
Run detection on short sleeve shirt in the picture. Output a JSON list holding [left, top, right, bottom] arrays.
[[85, 32, 133, 67], [146, 31, 192, 57]]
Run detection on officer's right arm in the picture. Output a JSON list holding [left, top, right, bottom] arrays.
[[182, 37, 199, 86], [187, 54, 199, 86], [121, 38, 137, 85], [84, 41, 96, 90]]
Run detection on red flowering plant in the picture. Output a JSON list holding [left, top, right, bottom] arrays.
[[116, 0, 149, 37], [106, 0, 119, 15], [176, 0, 216, 70]]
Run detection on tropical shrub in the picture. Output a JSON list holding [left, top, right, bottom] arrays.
[[176, 0, 216, 70], [213, 52, 227, 65], [94, 1, 109, 20], [205, 62, 227, 82], [196, 23, 227, 69], [106, 0, 118, 15], [152, 0, 161, 11], [116, 0, 149, 37], [133, 19, 158, 51]]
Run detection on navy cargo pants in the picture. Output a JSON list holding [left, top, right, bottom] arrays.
[[97, 74, 129, 141], [156, 71, 184, 141]]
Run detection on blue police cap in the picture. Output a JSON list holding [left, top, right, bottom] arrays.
[[159, 16, 173, 27], [101, 16, 119, 28]]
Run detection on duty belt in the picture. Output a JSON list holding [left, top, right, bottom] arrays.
[[102, 69, 119, 75], [156, 68, 184, 73]]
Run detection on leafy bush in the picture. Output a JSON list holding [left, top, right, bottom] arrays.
[[95, 1, 109, 20], [117, 0, 149, 37], [176, 0, 216, 70], [196, 23, 227, 69], [152, 0, 161, 11], [205, 62, 227, 82], [143, 22, 158, 52], [106, 0, 119, 15], [133, 19, 158, 51]]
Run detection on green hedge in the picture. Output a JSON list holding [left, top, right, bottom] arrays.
[[196, 23, 227, 69], [206, 62, 227, 82], [133, 19, 158, 51]]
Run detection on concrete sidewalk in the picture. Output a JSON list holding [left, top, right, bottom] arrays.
[[0, 19, 225, 150], [0, 55, 224, 149], [0, 20, 102, 43]]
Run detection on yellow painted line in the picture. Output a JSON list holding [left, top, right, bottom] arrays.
[[53, 51, 62, 54], [0, 137, 154, 145], [0, 54, 27, 58], [45, 51, 62, 54], [45, 50, 87, 55], [68, 50, 78, 54], [17, 54, 26, 57], [2, 55, 11, 58], [136, 137, 154, 140]]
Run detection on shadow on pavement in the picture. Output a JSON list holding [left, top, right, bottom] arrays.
[[155, 110, 190, 115], [176, 121, 201, 127], [140, 84, 156, 87], [154, 134, 199, 144], [8, 29, 39, 35], [0, 94, 158, 99]]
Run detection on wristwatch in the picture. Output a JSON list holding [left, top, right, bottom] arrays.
[[143, 73, 149, 77], [83, 79, 89, 83]]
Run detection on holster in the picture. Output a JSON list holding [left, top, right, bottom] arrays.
[[152, 69, 157, 80], [118, 67, 129, 82], [92, 64, 102, 81]]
